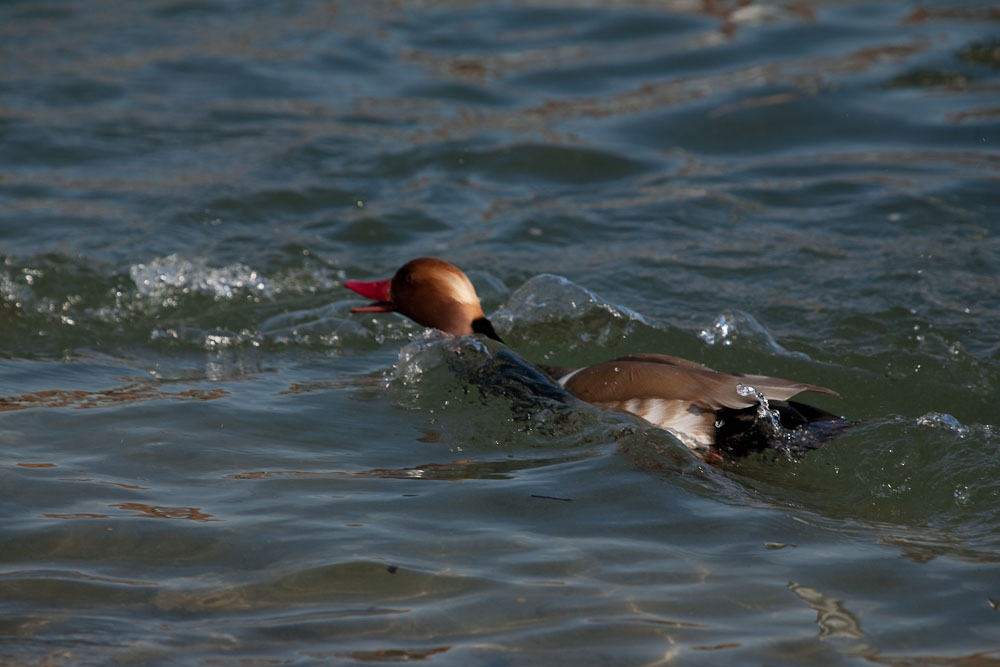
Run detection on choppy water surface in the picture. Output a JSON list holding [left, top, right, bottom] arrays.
[[2, 1, 999, 664]]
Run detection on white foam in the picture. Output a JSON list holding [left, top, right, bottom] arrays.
[[130, 253, 272, 300]]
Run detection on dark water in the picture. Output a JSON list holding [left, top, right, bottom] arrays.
[[2, 0, 999, 664]]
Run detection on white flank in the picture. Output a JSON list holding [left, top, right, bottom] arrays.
[[614, 398, 715, 451]]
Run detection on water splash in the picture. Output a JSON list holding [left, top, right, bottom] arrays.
[[497, 274, 647, 324], [392, 329, 455, 391], [130, 254, 272, 301], [699, 312, 736, 346], [736, 382, 783, 435], [699, 311, 809, 358], [0, 267, 35, 310], [491, 273, 650, 350], [916, 412, 969, 438], [384, 332, 617, 453]]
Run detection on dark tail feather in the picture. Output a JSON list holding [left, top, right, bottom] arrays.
[[775, 399, 842, 428], [714, 400, 850, 458]]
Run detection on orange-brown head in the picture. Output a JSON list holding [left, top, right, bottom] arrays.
[[345, 257, 503, 341]]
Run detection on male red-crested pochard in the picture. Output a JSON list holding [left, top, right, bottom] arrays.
[[345, 257, 842, 454]]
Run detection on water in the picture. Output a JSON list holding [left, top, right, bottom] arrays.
[[2, 0, 999, 664]]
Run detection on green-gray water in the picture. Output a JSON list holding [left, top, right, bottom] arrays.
[[2, 1, 999, 664]]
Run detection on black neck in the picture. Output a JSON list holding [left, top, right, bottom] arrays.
[[472, 317, 504, 344]]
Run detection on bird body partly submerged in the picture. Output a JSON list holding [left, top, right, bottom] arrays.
[[345, 257, 843, 456]]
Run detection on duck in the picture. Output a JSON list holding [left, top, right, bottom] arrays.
[[345, 257, 843, 456]]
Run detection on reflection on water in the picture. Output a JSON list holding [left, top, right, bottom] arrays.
[[0, 383, 229, 411], [789, 581, 866, 641], [46, 503, 220, 522]]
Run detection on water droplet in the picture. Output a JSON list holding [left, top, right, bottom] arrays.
[[954, 485, 971, 505]]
